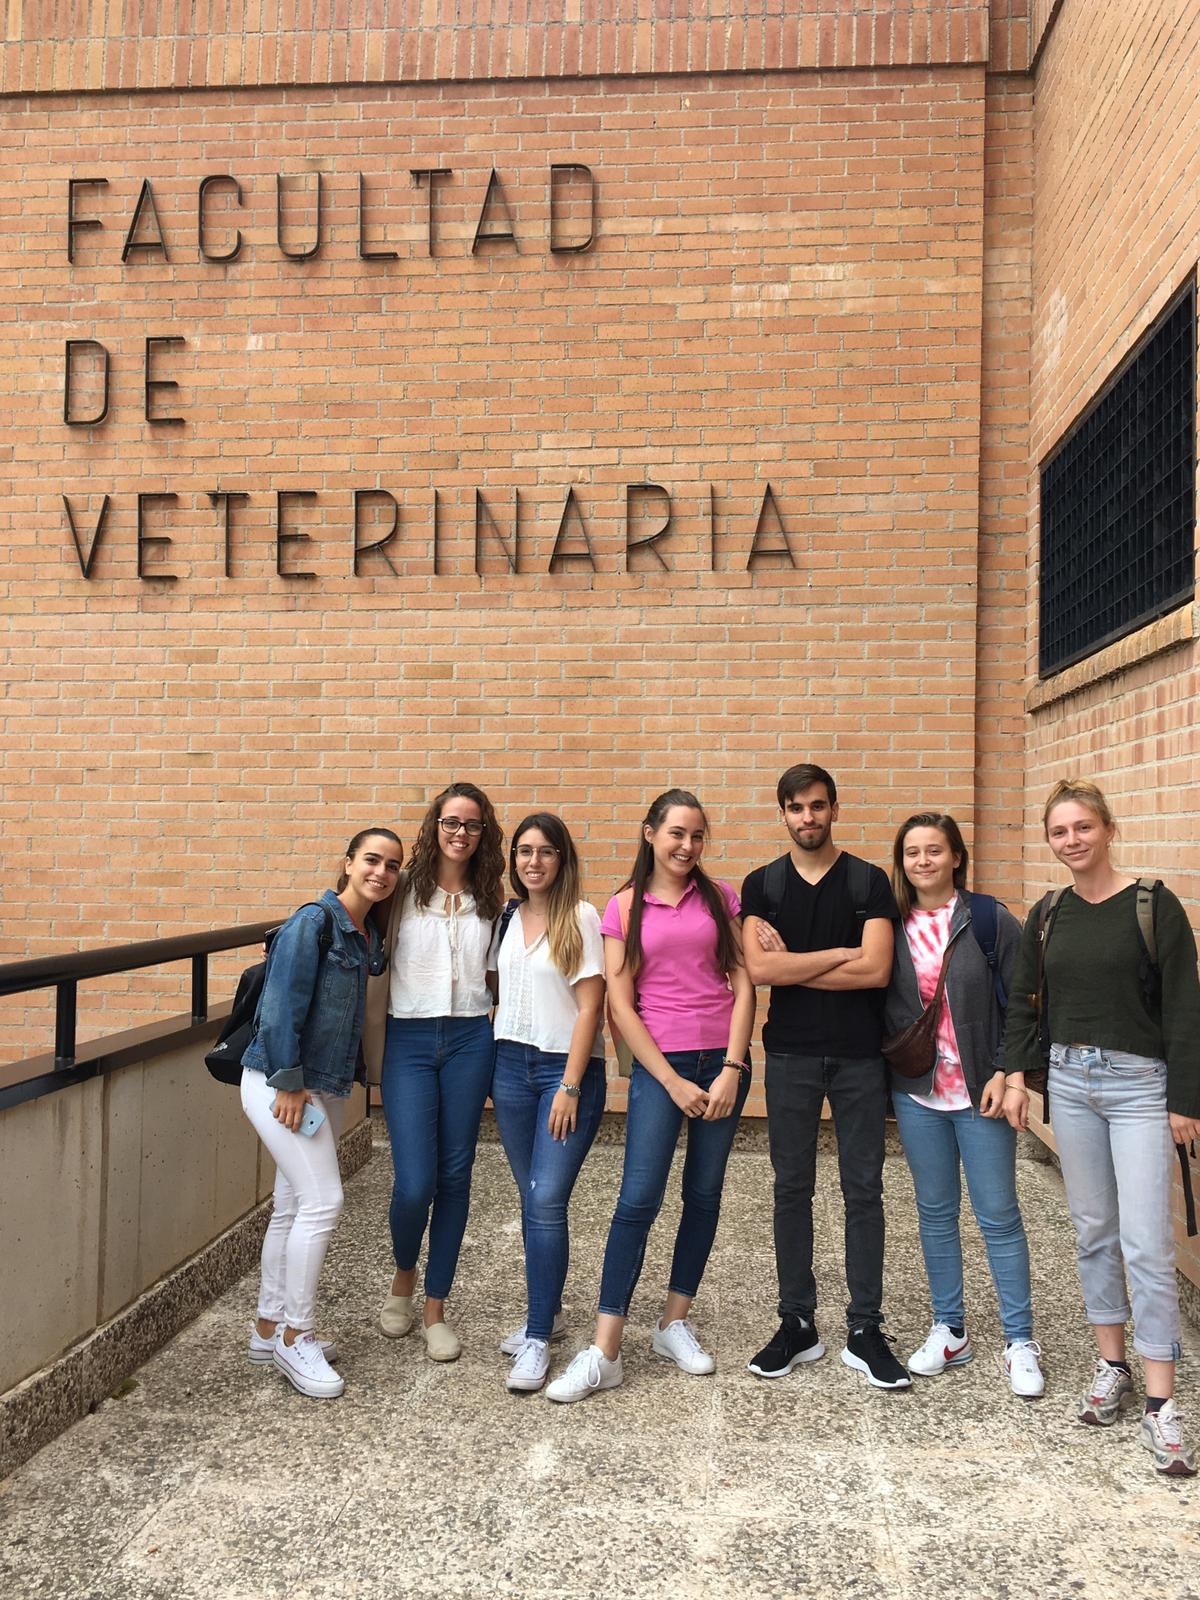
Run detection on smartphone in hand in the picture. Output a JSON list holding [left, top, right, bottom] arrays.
[[271, 1093, 327, 1138]]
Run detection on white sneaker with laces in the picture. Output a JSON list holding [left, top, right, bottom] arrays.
[[500, 1310, 567, 1356], [651, 1317, 716, 1376], [248, 1324, 338, 1365], [1005, 1339, 1045, 1398], [506, 1338, 551, 1392], [545, 1344, 624, 1404], [907, 1322, 973, 1376], [272, 1330, 345, 1398], [1141, 1398, 1197, 1476]]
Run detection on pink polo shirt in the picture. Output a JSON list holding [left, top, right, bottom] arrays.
[[601, 879, 741, 1052]]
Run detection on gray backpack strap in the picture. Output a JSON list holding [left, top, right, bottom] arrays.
[[1134, 877, 1163, 1012], [1135, 877, 1161, 966]]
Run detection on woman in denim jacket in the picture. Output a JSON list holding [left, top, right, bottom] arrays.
[[241, 828, 401, 1399]]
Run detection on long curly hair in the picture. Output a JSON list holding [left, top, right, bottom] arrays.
[[617, 788, 737, 980], [508, 812, 585, 978], [408, 782, 505, 921]]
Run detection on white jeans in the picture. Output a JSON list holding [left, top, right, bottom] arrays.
[[241, 1067, 346, 1333]]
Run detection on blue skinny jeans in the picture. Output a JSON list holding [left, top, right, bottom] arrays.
[[598, 1050, 748, 1318], [490, 1041, 607, 1341], [380, 1014, 494, 1301]]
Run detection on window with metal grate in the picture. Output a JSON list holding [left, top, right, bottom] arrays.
[[1038, 278, 1196, 677]]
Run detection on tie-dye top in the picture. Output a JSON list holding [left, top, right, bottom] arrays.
[[903, 898, 969, 1112]]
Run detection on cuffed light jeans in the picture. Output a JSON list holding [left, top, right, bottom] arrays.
[[1049, 1043, 1182, 1361], [241, 1066, 346, 1333]]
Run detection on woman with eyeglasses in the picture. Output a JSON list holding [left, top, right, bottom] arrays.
[[368, 781, 505, 1361], [488, 814, 607, 1393]]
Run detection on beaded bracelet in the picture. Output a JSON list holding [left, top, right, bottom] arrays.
[[557, 1081, 581, 1099], [723, 1058, 751, 1075]]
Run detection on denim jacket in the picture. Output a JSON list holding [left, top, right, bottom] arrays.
[[243, 889, 386, 1098], [883, 889, 1022, 1106]]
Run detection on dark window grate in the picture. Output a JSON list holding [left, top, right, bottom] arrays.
[[1039, 279, 1196, 677]]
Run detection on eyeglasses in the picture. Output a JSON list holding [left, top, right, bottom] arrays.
[[439, 817, 484, 837], [515, 845, 560, 862]]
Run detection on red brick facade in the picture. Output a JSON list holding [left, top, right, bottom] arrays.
[[1, 5, 1197, 1268]]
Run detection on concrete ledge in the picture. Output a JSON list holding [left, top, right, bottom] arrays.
[[0, 1118, 371, 1482]]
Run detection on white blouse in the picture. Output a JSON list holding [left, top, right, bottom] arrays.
[[389, 885, 494, 1019], [489, 901, 605, 1058]]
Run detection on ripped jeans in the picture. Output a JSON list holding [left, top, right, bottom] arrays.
[[491, 1041, 607, 1342]]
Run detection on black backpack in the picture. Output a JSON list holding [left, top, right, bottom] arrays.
[[204, 903, 335, 1085]]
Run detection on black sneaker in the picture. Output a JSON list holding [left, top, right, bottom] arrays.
[[747, 1314, 825, 1378], [841, 1325, 912, 1389]]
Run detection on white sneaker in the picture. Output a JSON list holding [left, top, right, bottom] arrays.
[[500, 1310, 567, 1356], [907, 1323, 973, 1376], [1141, 1398, 1198, 1476], [545, 1344, 624, 1404], [272, 1331, 345, 1398], [651, 1317, 716, 1376], [1005, 1339, 1045, 1399], [506, 1338, 551, 1393], [248, 1324, 337, 1365]]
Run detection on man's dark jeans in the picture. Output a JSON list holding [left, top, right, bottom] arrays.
[[765, 1051, 887, 1329]]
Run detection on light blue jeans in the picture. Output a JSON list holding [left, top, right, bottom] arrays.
[[1049, 1043, 1182, 1361], [892, 1091, 1033, 1344], [491, 1042, 607, 1342]]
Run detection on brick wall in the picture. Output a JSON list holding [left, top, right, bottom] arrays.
[[1026, 0, 1200, 1272], [0, 50, 989, 1078]]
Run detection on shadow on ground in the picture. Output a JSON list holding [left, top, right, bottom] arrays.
[[3, 1130, 1199, 1600]]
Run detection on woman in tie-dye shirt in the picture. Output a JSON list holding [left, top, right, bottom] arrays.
[[882, 812, 1043, 1400]]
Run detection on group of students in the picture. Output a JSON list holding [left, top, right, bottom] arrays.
[[237, 764, 1200, 1480]]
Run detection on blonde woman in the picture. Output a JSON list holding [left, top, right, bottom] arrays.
[[489, 813, 607, 1393], [1005, 779, 1200, 1476]]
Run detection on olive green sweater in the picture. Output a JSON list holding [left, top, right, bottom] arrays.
[[1005, 883, 1200, 1118]]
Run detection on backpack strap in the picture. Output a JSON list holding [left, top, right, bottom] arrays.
[[1027, 885, 1069, 1113], [969, 893, 1008, 1014], [843, 853, 875, 919], [761, 855, 790, 924], [1177, 1142, 1198, 1237], [615, 887, 634, 938], [496, 897, 521, 952], [1134, 877, 1163, 1013]]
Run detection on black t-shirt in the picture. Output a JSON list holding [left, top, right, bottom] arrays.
[[740, 851, 897, 1057]]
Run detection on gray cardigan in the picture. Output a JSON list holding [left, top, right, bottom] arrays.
[[883, 889, 1022, 1105]]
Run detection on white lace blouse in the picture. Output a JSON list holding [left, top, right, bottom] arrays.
[[388, 885, 494, 1019]]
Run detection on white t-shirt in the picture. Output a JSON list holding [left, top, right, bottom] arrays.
[[489, 900, 605, 1058], [389, 885, 493, 1019]]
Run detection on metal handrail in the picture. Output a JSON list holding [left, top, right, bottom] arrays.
[[0, 921, 280, 1070]]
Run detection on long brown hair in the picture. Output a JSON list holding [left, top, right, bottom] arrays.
[[508, 812, 585, 978], [891, 812, 968, 918], [408, 782, 505, 921], [618, 789, 738, 979]]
